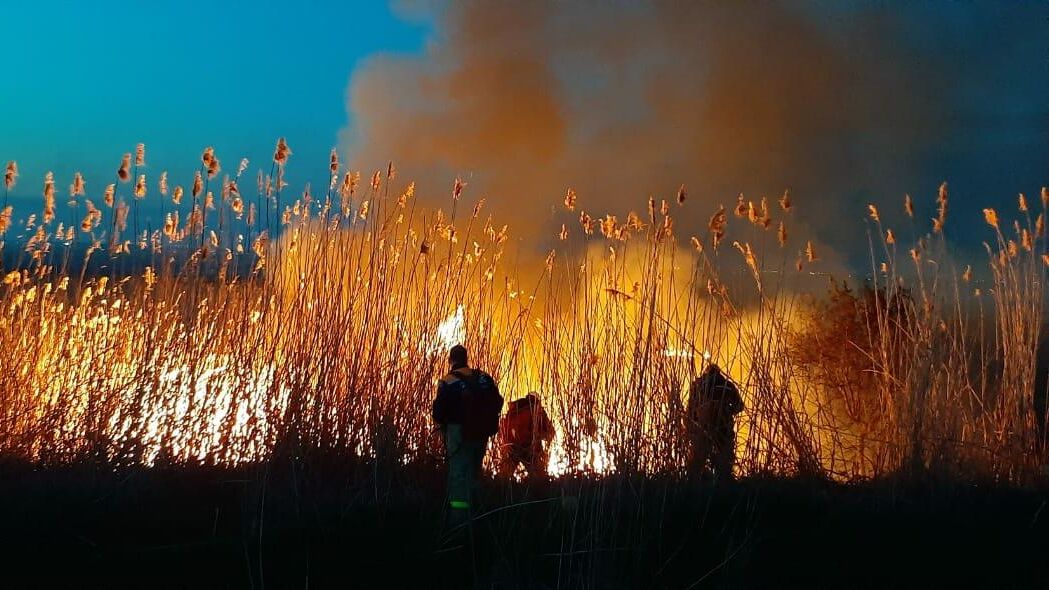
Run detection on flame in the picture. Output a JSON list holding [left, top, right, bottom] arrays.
[[3, 193, 1014, 483], [546, 430, 613, 476], [435, 304, 465, 353], [662, 346, 694, 359]]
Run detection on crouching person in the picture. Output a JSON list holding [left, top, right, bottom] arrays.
[[499, 392, 555, 480], [432, 345, 503, 525]]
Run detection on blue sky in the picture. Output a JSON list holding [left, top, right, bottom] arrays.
[[0, 1, 427, 212]]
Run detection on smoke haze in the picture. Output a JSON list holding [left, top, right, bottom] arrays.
[[341, 1, 1049, 269]]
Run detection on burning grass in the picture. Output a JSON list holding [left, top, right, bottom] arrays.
[[0, 145, 1045, 484]]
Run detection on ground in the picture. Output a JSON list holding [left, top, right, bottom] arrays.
[[0, 458, 1046, 588]]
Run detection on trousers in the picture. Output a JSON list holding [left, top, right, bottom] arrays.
[[443, 424, 487, 515]]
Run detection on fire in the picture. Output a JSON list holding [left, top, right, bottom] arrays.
[[0, 148, 1039, 484], [546, 430, 613, 476], [432, 304, 465, 354]]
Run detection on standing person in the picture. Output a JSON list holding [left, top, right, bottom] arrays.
[[432, 345, 503, 523], [498, 392, 555, 480], [686, 363, 744, 481]]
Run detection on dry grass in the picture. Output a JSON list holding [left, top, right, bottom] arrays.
[[0, 143, 1044, 484]]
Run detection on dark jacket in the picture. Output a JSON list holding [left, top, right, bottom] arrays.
[[432, 366, 503, 441], [688, 370, 743, 436]]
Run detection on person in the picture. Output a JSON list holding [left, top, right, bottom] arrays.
[[432, 345, 503, 523], [686, 363, 743, 481], [498, 392, 555, 480]]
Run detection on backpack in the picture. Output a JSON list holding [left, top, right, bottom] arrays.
[[455, 368, 503, 441]]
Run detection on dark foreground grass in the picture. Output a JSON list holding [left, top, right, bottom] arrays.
[[0, 456, 1046, 589]]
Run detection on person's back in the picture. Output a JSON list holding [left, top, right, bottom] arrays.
[[686, 364, 743, 480], [501, 398, 532, 449], [434, 366, 501, 441], [705, 371, 742, 433]]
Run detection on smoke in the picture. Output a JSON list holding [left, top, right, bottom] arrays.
[[340, 1, 1044, 271]]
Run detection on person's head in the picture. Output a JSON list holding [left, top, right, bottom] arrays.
[[705, 363, 722, 377], [448, 344, 468, 369], [526, 391, 541, 406]]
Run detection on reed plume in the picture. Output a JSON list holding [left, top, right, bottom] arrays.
[[4, 161, 17, 190], [42, 172, 55, 224], [134, 174, 147, 199], [709, 205, 726, 249], [273, 137, 292, 164], [984, 208, 999, 229], [118, 153, 131, 182]]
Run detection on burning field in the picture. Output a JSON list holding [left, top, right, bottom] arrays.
[[0, 141, 1046, 588], [3, 2, 1048, 587], [0, 144, 1045, 484]]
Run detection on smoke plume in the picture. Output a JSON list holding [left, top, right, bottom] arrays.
[[341, 1, 1046, 270]]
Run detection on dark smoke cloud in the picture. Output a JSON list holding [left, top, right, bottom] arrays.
[[341, 1, 1049, 270]]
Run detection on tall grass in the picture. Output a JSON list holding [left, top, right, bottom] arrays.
[[0, 144, 1044, 484]]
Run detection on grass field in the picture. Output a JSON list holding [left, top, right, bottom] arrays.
[[0, 144, 1046, 586]]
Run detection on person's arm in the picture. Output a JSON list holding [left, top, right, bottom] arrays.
[[536, 407, 555, 441], [484, 374, 504, 417], [489, 377, 503, 409], [687, 378, 707, 421], [726, 383, 744, 415], [432, 380, 450, 427]]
